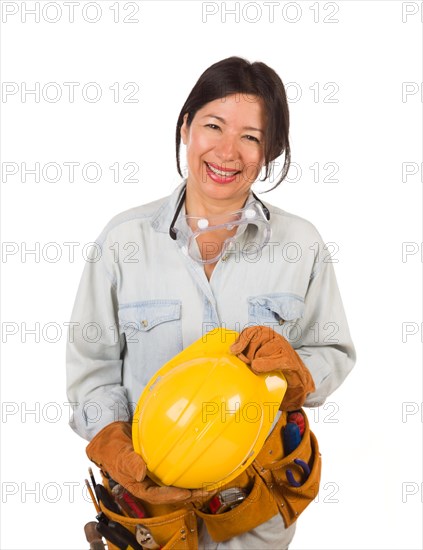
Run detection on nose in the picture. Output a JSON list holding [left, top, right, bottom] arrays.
[[214, 133, 238, 163]]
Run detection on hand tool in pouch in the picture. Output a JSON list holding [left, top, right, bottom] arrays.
[[84, 521, 106, 550], [89, 467, 97, 488], [85, 479, 100, 514], [287, 411, 305, 436], [94, 483, 147, 549], [283, 422, 301, 455], [112, 484, 147, 518], [96, 519, 144, 550], [135, 525, 161, 549], [94, 483, 122, 515], [286, 458, 311, 487], [206, 487, 247, 514], [283, 417, 311, 487]]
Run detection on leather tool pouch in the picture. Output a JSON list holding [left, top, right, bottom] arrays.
[[97, 477, 199, 550], [254, 408, 322, 528], [194, 464, 279, 542], [96, 409, 321, 547], [195, 409, 321, 542]]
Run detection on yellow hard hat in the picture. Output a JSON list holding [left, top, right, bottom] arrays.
[[132, 328, 287, 490]]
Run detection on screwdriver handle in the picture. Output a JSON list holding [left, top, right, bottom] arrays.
[[283, 422, 301, 455]]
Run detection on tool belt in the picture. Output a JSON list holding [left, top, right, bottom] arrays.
[[96, 492, 198, 549], [96, 409, 321, 548]]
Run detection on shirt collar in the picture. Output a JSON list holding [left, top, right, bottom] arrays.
[[150, 180, 187, 234]]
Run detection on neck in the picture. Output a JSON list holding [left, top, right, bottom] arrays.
[[184, 182, 250, 218]]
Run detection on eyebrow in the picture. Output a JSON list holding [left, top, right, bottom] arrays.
[[201, 114, 264, 134]]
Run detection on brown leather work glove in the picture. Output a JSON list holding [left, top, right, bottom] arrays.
[[86, 421, 212, 504], [230, 326, 316, 411], [125, 477, 214, 506]]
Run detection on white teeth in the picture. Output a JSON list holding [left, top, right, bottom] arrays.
[[207, 163, 239, 177]]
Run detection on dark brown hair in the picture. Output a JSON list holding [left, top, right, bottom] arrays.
[[175, 56, 290, 190]]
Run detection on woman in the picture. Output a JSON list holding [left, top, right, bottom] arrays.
[[66, 57, 356, 549]]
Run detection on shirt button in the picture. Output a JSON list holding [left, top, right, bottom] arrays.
[[278, 319, 285, 325], [141, 320, 148, 327], [221, 255, 229, 262]]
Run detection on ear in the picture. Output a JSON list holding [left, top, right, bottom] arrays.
[[180, 113, 189, 145]]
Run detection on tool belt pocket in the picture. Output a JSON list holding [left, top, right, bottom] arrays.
[[194, 468, 278, 543], [258, 410, 322, 528], [97, 479, 198, 550]]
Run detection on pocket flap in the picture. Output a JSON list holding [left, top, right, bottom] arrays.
[[118, 300, 181, 332], [248, 293, 304, 322]]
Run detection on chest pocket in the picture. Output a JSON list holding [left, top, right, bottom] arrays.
[[247, 293, 304, 344], [118, 300, 183, 385]]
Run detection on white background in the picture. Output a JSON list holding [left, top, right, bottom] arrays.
[[1, 1, 422, 548]]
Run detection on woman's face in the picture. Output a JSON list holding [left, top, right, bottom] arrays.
[[180, 93, 266, 205]]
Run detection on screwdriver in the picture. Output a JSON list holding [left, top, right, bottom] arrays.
[[283, 422, 301, 455], [287, 411, 305, 436]]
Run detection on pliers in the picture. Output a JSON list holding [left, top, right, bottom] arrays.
[[286, 459, 310, 487]]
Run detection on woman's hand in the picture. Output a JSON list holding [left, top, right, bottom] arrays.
[[86, 421, 146, 486], [86, 421, 213, 504], [230, 326, 316, 411], [124, 477, 214, 505]]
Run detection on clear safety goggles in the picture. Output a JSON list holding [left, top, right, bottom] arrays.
[[169, 186, 271, 265]]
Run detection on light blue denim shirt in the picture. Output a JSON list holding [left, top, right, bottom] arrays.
[[66, 181, 356, 441]]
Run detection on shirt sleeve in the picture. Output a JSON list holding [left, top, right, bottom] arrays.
[[65, 235, 130, 441], [295, 243, 356, 407]]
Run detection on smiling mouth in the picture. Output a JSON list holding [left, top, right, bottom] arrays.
[[205, 162, 241, 177]]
